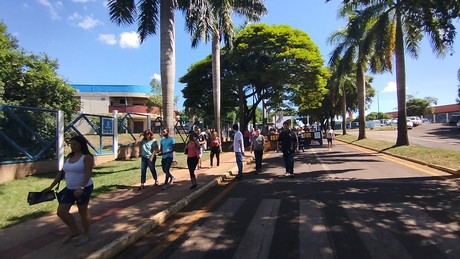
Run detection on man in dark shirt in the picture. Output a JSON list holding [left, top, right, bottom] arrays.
[[278, 122, 298, 177]]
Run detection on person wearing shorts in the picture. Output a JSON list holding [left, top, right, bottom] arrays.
[[326, 125, 334, 151], [44, 135, 94, 246]]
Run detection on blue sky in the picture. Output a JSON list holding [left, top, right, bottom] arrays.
[[1, 0, 459, 115]]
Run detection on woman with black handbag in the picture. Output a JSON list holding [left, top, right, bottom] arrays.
[[43, 135, 94, 246]]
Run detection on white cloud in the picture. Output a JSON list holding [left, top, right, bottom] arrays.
[[152, 73, 161, 82], [382, 81, 397, 93], [68, 12, 102, 30], [38, 0, 63, 20], [119, 31, 140, 49], [98, 34, 117, 45], [79, 16, 102, 29]]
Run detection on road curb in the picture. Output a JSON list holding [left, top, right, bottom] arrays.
[[87, 156, 253, 259], [336, 139, 459, 176]]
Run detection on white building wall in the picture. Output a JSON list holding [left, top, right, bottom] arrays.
[[80, 96, 110, 114]]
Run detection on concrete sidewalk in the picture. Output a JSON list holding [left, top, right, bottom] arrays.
[[0, 152, 254, 259]]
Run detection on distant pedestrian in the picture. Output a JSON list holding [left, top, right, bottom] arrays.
[[243, 129, 251, 148], [158, 129, 176, 190], [135, 129, 159, 190], [250, 128, 265, 174], [326, 125, 334, 151], [278, 122, 298, 177], [196, 128, 206, 169], [232, 123, 245, 180], [185, 134, 200, 189], [297, 127, 305, 152], [210, 131, 221, 167], [44, 135, 94, 246]]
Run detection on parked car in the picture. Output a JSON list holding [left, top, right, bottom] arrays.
[[457, 120, 460, 130], [408, 116, 422, 126], [422, 118, 431, 124], [406, 119, 413, 129]]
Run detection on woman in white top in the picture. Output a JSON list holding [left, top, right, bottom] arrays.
[[326, 125, 334, 151], [45, 135, 94, 246]]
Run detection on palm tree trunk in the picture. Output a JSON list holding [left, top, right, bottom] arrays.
[[395, 9, 409, 146], [212, 31, 222, 139], [341, 83, 347, 135], [160, 0, 175, 135], [357, 64, 366, 140]]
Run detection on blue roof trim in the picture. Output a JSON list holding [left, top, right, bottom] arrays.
[[71, 84, 151, 94]]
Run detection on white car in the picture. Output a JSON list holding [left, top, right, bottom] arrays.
[[408, 116, 421, 126], [406, 119, 413, 129]]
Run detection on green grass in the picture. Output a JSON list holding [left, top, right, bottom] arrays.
[[336, 134, 460, 171], [0, 151, 193, 229]]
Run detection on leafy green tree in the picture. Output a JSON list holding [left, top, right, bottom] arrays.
[[406, 95, 437, 116], [180, 54, 236, 126], [178, 0, 266, 139], [0, 22, 80, 160], [181, 24, 329, 131], [230, 24, 329, 130], [108, 0, 177, 135], [0, 22, 79, 119], [366, 112, 390, 121], [146, 78, 163, 114]]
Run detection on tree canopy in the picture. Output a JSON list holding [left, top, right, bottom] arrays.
[[406, 95, 437, 116], [181, 23, 329, 130], [0, 22, 79, 120]]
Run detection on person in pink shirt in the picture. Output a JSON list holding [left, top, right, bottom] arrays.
[[186, 133, 201, 189]]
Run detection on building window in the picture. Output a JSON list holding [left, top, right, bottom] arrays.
[[119, 99, 126, 105], [101, 97, 106, 101]]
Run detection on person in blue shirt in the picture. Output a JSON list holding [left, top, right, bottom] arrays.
[[135, 129, 159, 190], [158, 128, 176, 190]]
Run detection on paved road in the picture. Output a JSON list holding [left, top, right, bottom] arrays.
[[347, 123, 460, 152], [117, 142, 460, 259]]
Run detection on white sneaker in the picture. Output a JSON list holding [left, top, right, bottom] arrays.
[[169, 177, 175, 184]]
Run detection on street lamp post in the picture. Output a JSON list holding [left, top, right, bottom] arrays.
[[377, 91, 380, 120]]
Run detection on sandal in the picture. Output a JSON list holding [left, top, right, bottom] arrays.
[[76, 235, 91, 246], [62, 233, 81, 244]]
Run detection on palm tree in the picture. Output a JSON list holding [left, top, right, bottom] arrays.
[[328, 7, 375, 140], [108, 0, 176, 135], [345, 0, 459, 146], [178, 0, 266, 138]]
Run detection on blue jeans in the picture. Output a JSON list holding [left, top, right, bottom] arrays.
[[283, 152, 295, 174], [162, 156, 174, 184], [141, 156, 157, 184], [235, 152, 243, 177]]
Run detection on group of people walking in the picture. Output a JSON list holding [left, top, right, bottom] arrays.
[[42, 122, 334, 247]]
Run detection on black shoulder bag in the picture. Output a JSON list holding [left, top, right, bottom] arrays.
[[27, 171, 64, 205]]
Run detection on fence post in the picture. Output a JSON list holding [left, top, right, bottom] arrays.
[[57, 110, 64, 170], [147, 115, 152, 131], [113, 110, 118, 160]]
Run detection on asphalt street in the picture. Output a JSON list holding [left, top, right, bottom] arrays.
[[346, 123, 460, 152], [117, 141, 460, 259]]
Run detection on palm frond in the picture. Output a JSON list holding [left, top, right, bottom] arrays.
[[107, 0, 137, 26], [137, 0, 160, 42]]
